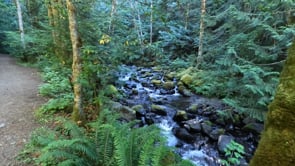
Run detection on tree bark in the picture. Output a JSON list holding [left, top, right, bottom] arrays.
[[15, 0, 25, 49], [66, 0, 84, 123], [47, 0, 69, 63], [250, 41, 295, 165], [150, 0, 153, 44], [128, 0, 143, 49], [196, 0, 206, 68], [108, 0, 117, 34]]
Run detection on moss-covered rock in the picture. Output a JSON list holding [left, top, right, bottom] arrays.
[[162, 81, 175, 90], [165, 72, 176, 80], [151, 79, 162, 86], [250, 41, 295, 165], [173, 110, 188, 122], [132, 104, 145, 116], [151, 104, 167, 116], [108, 101, 136, 121], [180, 74, 193, 86], [187, 104, 199, 113]]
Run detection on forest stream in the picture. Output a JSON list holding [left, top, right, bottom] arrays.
[[114, 65, 262, 166]]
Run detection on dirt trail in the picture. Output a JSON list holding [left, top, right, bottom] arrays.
[[0, 54, 45, 166]]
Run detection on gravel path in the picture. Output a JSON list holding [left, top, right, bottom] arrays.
[[0, 54, 45, 165]]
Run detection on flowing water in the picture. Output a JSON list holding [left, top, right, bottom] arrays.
[[115, 65, 259, 166]]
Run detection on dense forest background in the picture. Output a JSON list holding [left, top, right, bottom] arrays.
[[1, 0, 295, 165]]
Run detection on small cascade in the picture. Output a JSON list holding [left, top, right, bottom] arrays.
[[115, 65, 260, 165]]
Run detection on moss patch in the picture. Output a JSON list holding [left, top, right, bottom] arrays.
[[250, 40, 295, 165]]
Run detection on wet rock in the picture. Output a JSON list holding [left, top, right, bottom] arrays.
[[162, 81, 175, 90], [120, 106, 136, 121], [217, 135, 234, 153], [132, 105, 145, 117], [173, 110, 188, 122], [187, 104, 199, 114], [150, 97, 165, 105], [178, 86, 193, 97], [180, 74, 193, 86], [173, 127, 195, 143], [184, 119, 202, 133], [151, 104, 167, 116], [125, 83, 137, 89], [209, 129, 225, 141], [144, 113, 156, 125], [201, 122, 213, 136], [109, 101, 136, 121], [131, 88, 138, 95], [242, 122, 264, 134], [160, 89, 175, 95]]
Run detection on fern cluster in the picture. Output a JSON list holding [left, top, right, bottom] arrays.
[[21, 110, 193, 166]]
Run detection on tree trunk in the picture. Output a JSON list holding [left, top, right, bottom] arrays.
[[47, 0, 69, 63], [250, 41, 295, 165], [128, 0, 143, 49], [66, 0, 84, 123], [108, 0, 117, 34], [196, 0, 206, 68], [150, 0, 153, 44], [15, 0, 25, 49]]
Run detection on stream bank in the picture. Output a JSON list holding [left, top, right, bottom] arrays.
[[112, 65, 261, 165]]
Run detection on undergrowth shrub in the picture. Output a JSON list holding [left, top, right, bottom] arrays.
[[20, 110, 193, 166], [37, 56, 73, 115]]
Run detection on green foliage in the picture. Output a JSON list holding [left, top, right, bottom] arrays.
[[21, 110, 192, 166], [37, 57, 73, 114], [221, 140, 245, 166], [91, 110, 192, 166]]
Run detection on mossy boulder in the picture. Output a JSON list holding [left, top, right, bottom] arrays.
[[109, 101, 136, 121], [151, 79, 162, 86], [173, 110, 188, 122], [180, 74, 193, 86], [173, 127, 195, 143], [187, 104, 199, 113], [132, 104, 145, 116], [178, 85, 193, 97], [151, 104, 167, 116], [165, 72, 176, 80], [209, 129, 225, 141], [184, 119, 202, 133], [162, 81, 175, 90]]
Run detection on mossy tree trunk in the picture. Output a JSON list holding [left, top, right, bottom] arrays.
[[66, 0, 85, 123], [250, 41, 295, 165], [47, 0, 70, 63]]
